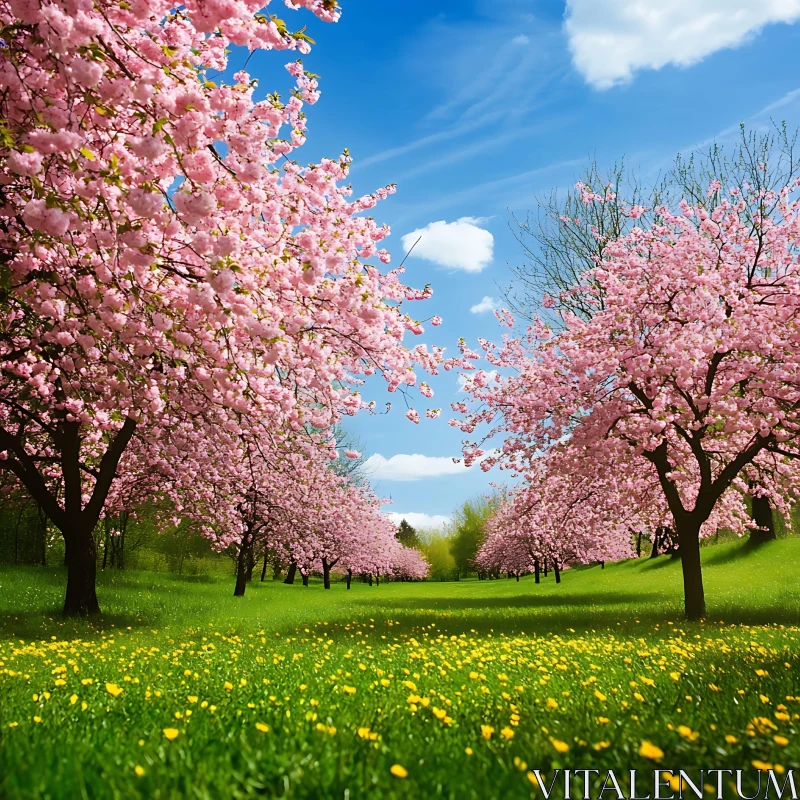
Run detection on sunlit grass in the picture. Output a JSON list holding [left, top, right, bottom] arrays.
[[0, 538, 799, 798]]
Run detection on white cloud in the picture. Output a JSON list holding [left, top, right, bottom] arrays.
[[365, 453, 471, 482], [401, 217, 493, 273], [387, 511, 452, 530], [512, 34, 530, 45], [565, 0, 800, 90], [470, 295, 500, 314]]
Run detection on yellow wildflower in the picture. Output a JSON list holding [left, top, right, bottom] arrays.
[[390, 764, 408, 779], [639, 741, 664, 761]]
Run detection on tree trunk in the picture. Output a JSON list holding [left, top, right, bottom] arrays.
[[368, 574, 373, 586], [534, 557, 540, 584], [636, 530, 643, 557], [260, 550, 269, 582], [63, 525, 100, 616], [301, 570, 309, 587], [515, 573, 519, 582], [649, 527, 661, 558], [233, 535, 249, 597], [600, 561, 605, 570], [284, 562, 297, 585], [750, 492, 777, 544], [543, 559, 548, 578], [375, 575, 379, 586], [553, 559, 561, 584], [676, 519, 706, 621], [102, 519, 110, 570], [346, 569, 352, 590], [322, 558, 331, 590], [118, 511, 128, 570]]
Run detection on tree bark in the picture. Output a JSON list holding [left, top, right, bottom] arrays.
[[375, 575, 379, 586], [636, 530, 642, 558], [118, 511, 128, 570], [260, 549, 269, 582], [676, 518, 706, 620], [368, 574, 373, 586], [301, 570, 309, 587], [63, 522, 100, 616], [553, 559, 561, 584], [346, 569, 352, 590], [649, 527, 661, 558], [322, 558, 331, 590], [534, 557, 540, 584], [233, 534, 249, 597], [750, 492, 777, 544], [284, 562, 297, 585]]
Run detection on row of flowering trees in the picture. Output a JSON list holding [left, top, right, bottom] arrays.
[[457, 146, 800, 619], [0, 0, 430, 614]]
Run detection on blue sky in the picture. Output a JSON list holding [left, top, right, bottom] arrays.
[[255, 0, 800, 529]]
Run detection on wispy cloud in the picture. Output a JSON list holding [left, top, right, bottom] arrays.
[[386, 511, 451, 529], [470, 296, 501, 314], [366, 453, 471, 481]]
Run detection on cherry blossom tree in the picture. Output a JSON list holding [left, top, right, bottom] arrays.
[[458, 184, 800, 619], [0, 0, 441, 614]]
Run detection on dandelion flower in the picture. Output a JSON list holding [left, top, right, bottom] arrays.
[[639, 741, 664, 761], [390, 764, 408, 779]]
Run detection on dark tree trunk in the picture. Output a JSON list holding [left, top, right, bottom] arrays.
[[233, 534, 249, 597], [553, 559, 561, 584], [118, 511, 128, 570], [260, 550, 269, 582], [368, 574, 373, 586], [543, 559, 548, 578], [534, 557, 540, 584], [636, 530, 643, 557], [375, 575, 379, 586], [284, 562, 297, 584], [102, 519, 110, 570], [676, 518, 706, 621], [346, 569, 352, 590], [301, 570, 309, 587], [600, 561, 604, 570], [750, 492, 776, 544], [63, 524, 100, 616], [322, 558, 331, 590], [515, 573, 520, 582], [649, 527, 662, 558]]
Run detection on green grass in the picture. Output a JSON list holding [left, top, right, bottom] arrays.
[[1, 539, 799, 798]]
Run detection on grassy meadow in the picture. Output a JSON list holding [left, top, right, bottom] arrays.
[[1, 539, 800, 798]]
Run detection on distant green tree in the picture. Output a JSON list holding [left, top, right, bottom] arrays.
[[422, 533, 457, 581], [396, 518, 420, 549], [449, 496, 495, 578]]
